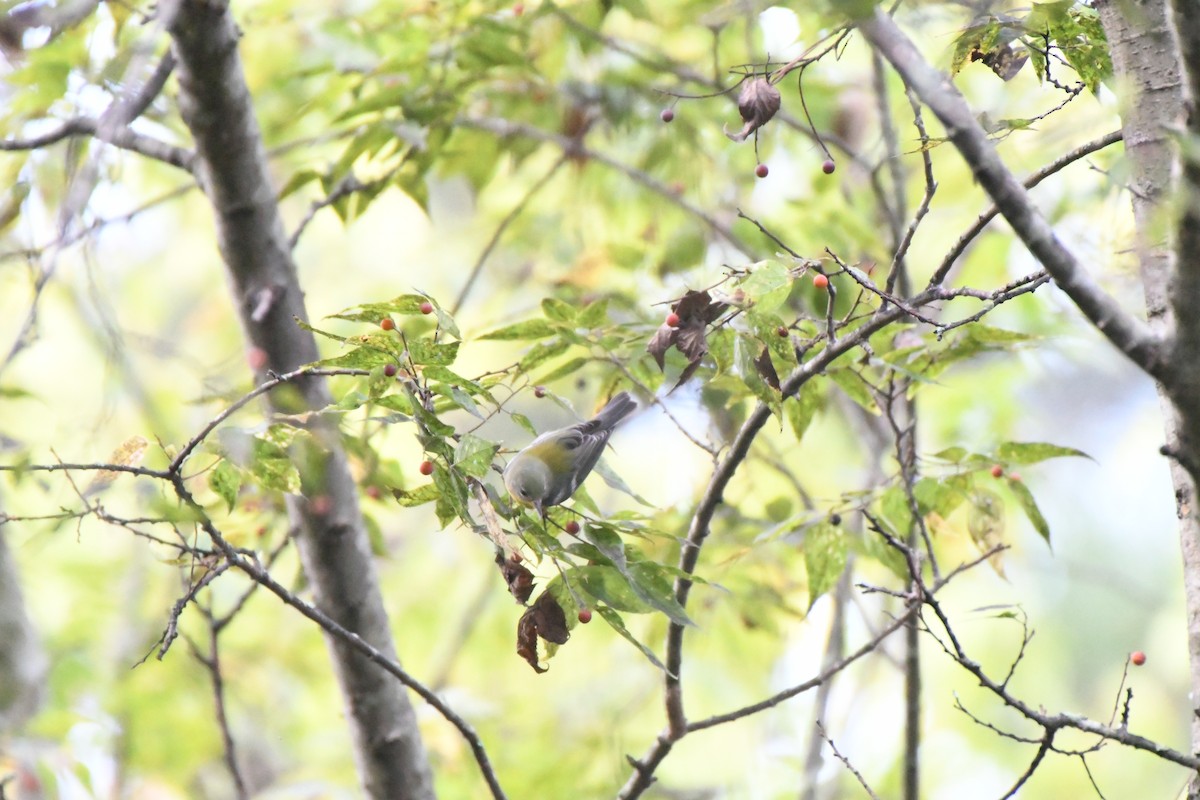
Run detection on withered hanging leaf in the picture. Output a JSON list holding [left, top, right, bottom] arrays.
[[84, 435, 149, 497], [967, 489, 1007, 577], [647, 290, 729, 392], [516, 613, 544, 673], [724, 78, 781, 143], [754, 346, 780, 391], [496, 550, 536, 604], [973, 41, 1028, 81], [516, 591, 570, 673]]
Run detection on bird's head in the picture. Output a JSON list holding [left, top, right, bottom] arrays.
[[504, 456, 552, 513]]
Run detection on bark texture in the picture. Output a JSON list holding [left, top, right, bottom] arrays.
[[162, 2, 434, 797], [0, 520, 46, 732], [1095, 2, 1200, 787]]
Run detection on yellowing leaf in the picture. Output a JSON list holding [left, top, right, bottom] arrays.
[[84, 435, 148, 497]]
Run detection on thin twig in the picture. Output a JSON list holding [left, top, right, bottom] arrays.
[[451, 153, 569, 314], [817, 721, 882, 800]]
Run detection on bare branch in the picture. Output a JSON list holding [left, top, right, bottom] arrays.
[[457, 115, 754, 256], [999, 735, 1053, 800], [169, 475, 509, 800], [451, 153, 569, 314], [930, 131, 1123, 287], [817, 721, 883, 800], [859, 12, 1165, 377]]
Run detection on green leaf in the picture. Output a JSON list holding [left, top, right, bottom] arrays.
[[327, 294, 434, 323], [573, 565, 654, 613], [209, 460, 241, 513], [432, 304, 462, 340], [248, 439, 301, 494], [434, 383, 483, 419], [479, 318, 559, 340], [738, 260, 791, 313], [913, 475, 971, 518], [519, 338, 571, 371], [408, 339, 460, 367], [510, 412, 538, 436], [375, 393, 414, 417], [595, 606, 668, 672], [364, 512, 387, 557], [626, 562, 694, 627], [996, 441, 1090, 465], [577, 299, 610, 328], [805, 522, 847, 610], [537, 357, 590, 384], [1007, 478, 1051, 544], [584, 527, 692, 626], [585, 526, 627, 571], [392, 482, 439, 507], [453, 434, 498, 479], [278, 168, 321, 201], [828, 367, 875, 412], [541, 297, 577, 323], [785, 379, 822, 443], [931, 446, 970, 462], [432, 463, 471, 525], [335, 85, 408, 122]]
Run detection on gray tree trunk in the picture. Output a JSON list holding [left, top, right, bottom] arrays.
[[0, 514, 46, 732], [1097, 1, 1200, 789], [161, 2, 435, 797]]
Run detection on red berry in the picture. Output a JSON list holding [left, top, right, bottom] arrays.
[[534, 385, 546, 398], [755, 163, 769, 179], [419, 460, 434, 476], [513, 2, 524, 15], [666, 312, 681, 328], [660, 108, 675, 123], [1131, 651, 1146, 666], [247, 347, 268, 371], [310, 494, 333, 515], [776, 326, 788, 338], [578, 608, 593, 624], [384, 364, 398, 377], [812, 273, 829, 289], [419, 301, 434, 315], [564, 520, 581, 535], [990, 464, 1003, 478], [380, 318, 395, 331], [822, 159, 836, 175], [366, 485, 382, 500], [1008, 471, 1022, 482]]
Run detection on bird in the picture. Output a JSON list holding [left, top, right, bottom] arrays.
[[503, 391, 637, 517]]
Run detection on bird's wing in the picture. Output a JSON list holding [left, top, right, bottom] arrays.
[[528, 419, 613, 507]]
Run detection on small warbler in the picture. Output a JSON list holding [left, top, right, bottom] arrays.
[[503, 391, 636, 517]]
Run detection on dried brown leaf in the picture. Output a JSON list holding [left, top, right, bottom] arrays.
[[647, 290, 730, 390], [516, 590, 570, 673], [755, 346, 780, 390], [496, 551, 536, 604], [724, 78, 782, 143]]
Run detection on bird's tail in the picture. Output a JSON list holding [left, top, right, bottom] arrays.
[[593, 391, 637, 431]]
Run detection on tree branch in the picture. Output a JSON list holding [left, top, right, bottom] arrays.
[[457, 115, 754, 256], [859, 11, 1166, 379], [161, 1, 433, 796]]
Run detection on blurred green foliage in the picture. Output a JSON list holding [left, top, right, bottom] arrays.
[[0, 1, 1186, 799]]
